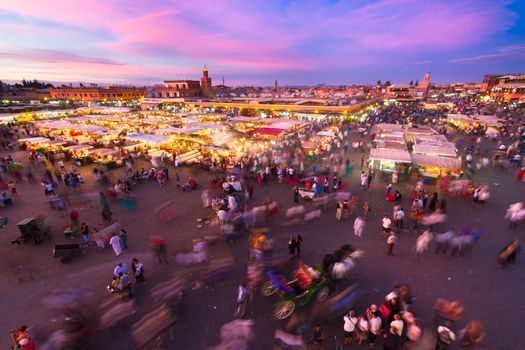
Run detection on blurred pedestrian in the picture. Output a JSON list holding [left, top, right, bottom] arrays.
[[354, 215, 365, 238], [119, 229, 128, 250], [109, 232, 122, 257], [80, 222, 91, 246], [293, 186, 299, 204], [150, 236, 168, 264], [288, 235, 297, 257], [435, 322, 455, 350], [429, 192, 438, 211], [383, 326, 400, 350], [343, 310, 357, 345], [132, 258, 144, 282], [387, 232, 397, 256], [355, 314, 369, 345], [312, 324, 324, 349], [498, 239, 520, 267], [296, 235, 303, 256]]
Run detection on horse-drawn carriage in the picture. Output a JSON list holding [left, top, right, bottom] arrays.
[[261, 262, 330, 320]]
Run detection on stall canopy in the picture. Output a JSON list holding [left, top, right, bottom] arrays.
[[152, 127, 200, 134], [125, 134, 170, 144], [411, 154, 461, 169], [252, 127, 285, 137], [316, 131, 336, 137], [413, 143, 457, 157], [18, 137, 50, 144], [369, 148, 411, 163], [64, 144, 93, 151], [92, 148, 118, 156]]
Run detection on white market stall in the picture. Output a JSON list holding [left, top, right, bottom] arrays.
[[369, 148, 412, 172]]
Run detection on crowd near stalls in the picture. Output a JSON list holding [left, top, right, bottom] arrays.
[[446, 113, 506, 136], [1, 95, 525, 350], [369, 123, 461, 178]]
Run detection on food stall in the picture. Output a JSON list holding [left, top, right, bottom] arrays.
[[410, 153, 461, 178], [90, 148, 122, 168], [369, 148, 412, 173], [18, 137, 51, 152], [64, 144, 94, 164]]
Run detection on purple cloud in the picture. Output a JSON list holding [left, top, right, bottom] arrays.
[[450, 44, 525, 64], [0, 49, 124, 65], [0, 0, 520, 83]]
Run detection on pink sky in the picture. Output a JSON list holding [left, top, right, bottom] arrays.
[[0, 0, 522, 85]]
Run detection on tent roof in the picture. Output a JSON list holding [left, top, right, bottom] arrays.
[[253, 127, 285, 136], [369, 148, 411, 163], [413, 142, 457, 157], [124, 134, 170, 144], [18, 137, 50, 144], [411, 154, 461, 169]]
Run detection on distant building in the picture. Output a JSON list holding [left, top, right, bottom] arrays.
[[482, 74, 525, 92], [150, 80, 202, 98], [201, 65, 213, 97], [149, 65, 214, 99], [274, 80, 278, 89], [49, 86, 145, 101], [417, 73, 431, 99], [1, 87, 50, 101], [482, 74, 525, 103], [386, 84, 415, 101]]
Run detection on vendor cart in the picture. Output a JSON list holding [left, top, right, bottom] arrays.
[[53, 243, 84, 263], [16, 217, 42, 244], [298, 187, 315, 200]]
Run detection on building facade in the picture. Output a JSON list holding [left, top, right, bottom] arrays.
[[150, 80, 202, 98], [201, 65, 213, 97], [49, 86, 145, 101]]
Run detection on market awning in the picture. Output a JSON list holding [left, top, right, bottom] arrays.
[[369, 148, 411, 163], [125, 134, 170, 144], [18, 137, 50, 144], [252, 127, 285, 136], [413, 143, 457, 157], [316, 131, 335, 137], [91, 148, 118, 155], [64, 144, 94, 151], [411, 154, 461, 169]]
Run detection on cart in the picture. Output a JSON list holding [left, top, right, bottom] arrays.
[[16, 217, 42, 244], [298, 187, 315, 200], [64, 225, 79, 240], [262, 264, 330, 320], [53, 243, 84, 263]]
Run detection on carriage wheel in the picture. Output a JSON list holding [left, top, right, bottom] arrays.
[[316, 286, 329, 302], [274, 300, 295, 320], [261, 281, 277, 296]]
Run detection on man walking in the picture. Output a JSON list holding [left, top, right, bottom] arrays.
[[354, 215, 366, 238], [382, 215, 392, 236], [387, 232, 397, 256], [395, 207, 405, 230], [109, 233, 122, 257], [131, 258, 144, 282]]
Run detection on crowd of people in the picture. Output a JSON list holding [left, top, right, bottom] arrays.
[[2, 99, 524, 349]]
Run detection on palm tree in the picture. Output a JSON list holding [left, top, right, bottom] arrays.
[[385, 81, 391, 87], [376, 80, 382, 87]]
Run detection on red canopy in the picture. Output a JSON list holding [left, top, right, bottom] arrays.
[[252, 127, 284, 136]]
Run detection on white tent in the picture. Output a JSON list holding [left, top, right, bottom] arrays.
[[18, 137, 50, 144], [411, 154, 461, 169], [125, 134, 170, 144], [369, 148, 411, 163]]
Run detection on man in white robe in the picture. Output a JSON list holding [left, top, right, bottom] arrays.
[[109, 233, 122, 256]]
